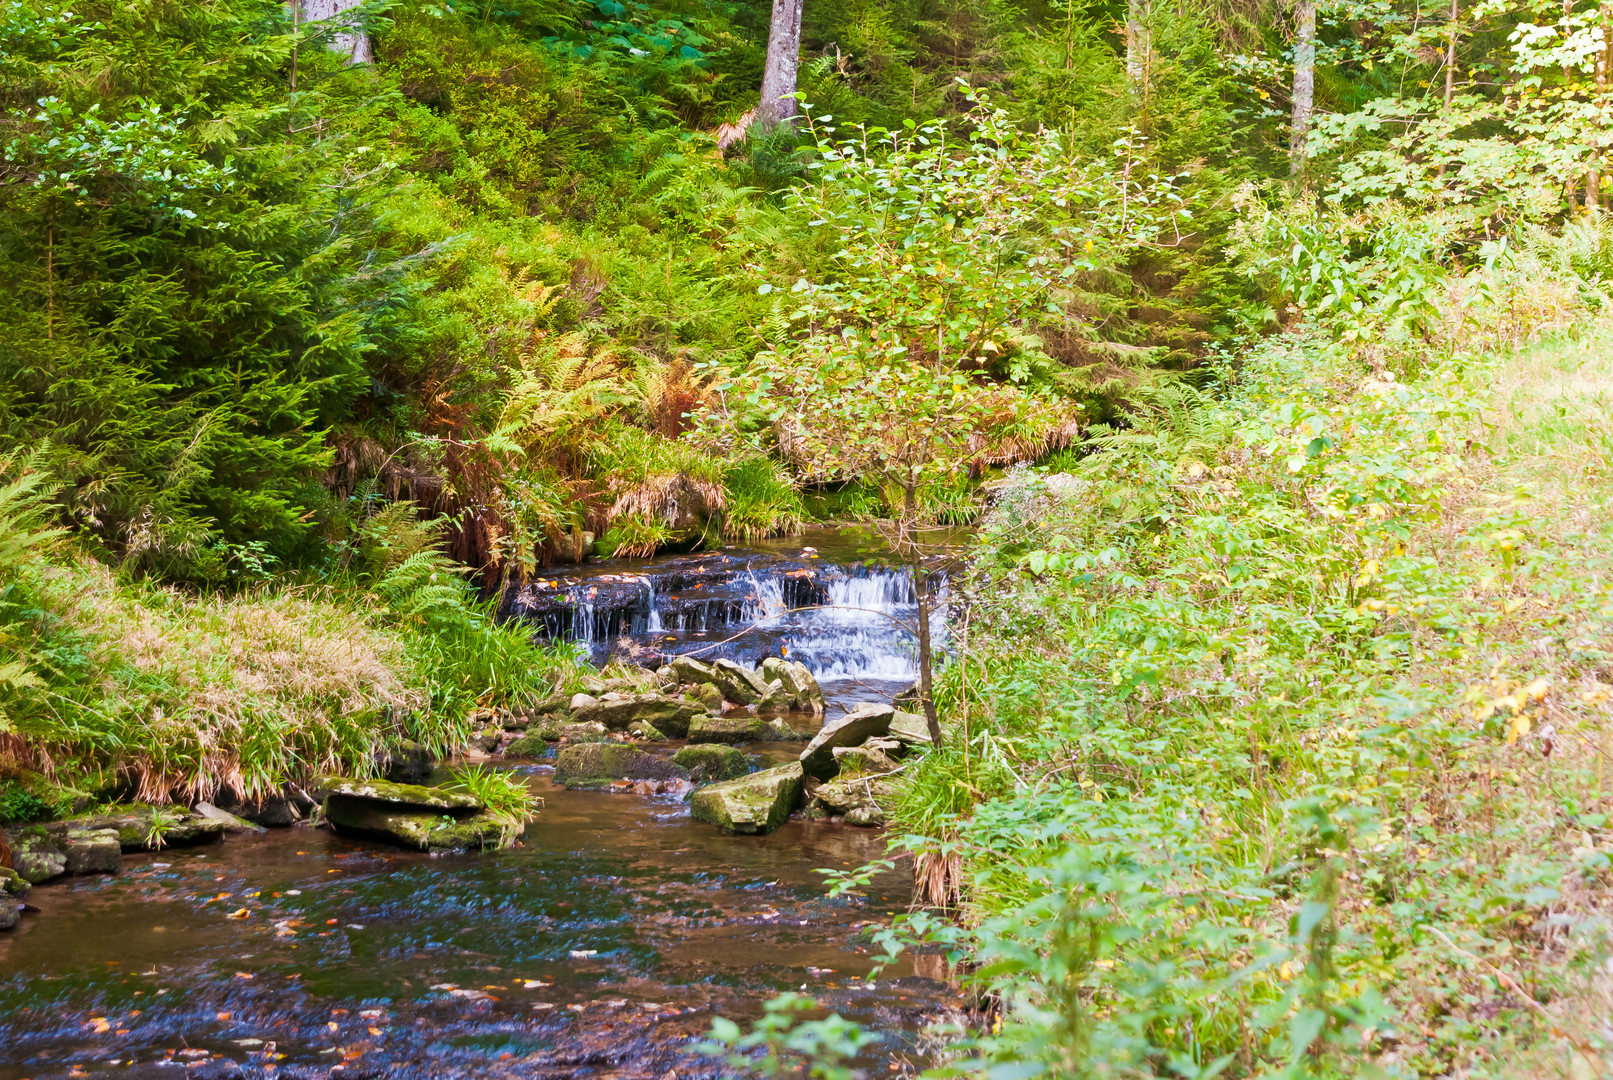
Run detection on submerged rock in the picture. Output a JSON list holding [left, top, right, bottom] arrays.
[[552, 743, 691, 788], [762, 717, 810, 741], [686, 714, 765, 744], [799, 705, 895, 780], [321, 776, 517, 852], [688, 762, 804, 834], [671, 744, 752, 783], [572, 694, 707, 737]]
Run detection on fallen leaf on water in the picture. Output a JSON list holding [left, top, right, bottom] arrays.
[[225, 908, 251, 919]]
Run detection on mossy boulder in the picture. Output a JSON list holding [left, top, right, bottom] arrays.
[[321, 777, 517, 852], [627, 719, 667, 741], [687, 714, 766, 744], [572, 694, 707, 737], [762, 658, 826, 715], [711, 659, 770, 705], [1, 866, 31, 898], [552, 743, 691, 789], [688, 762, 804, 835], [383, 740, 436, 783], [671, 744, 752, 782], [49, 806, 227, 852], [670, 655, 718, 686], [684, 682, 724, 712], [60, 828, 123, 874]]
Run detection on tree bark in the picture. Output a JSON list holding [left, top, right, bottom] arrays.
[[1289, 0, 1316, 175], [758, 0, 805, 129], [296, 0, 372, 65], [1126, 0, 1152, 92], [1444, 0, 1459, 107], [912, 563, 944, 748]]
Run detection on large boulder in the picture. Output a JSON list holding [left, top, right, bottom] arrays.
[[711, 659, 769, 706], [670, 655, 718, 686], [572, 694, 707, 738], [761, 658, 826, 715], [799, 705, 895, 780], [689, 762, 804, 835], [320, 777, 517, 852], [671, 744, 752, 782], [686, 714, 766, 744], [552, 743, 691, 788]]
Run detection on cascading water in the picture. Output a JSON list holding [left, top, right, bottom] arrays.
[[500, 530, 954, 706]]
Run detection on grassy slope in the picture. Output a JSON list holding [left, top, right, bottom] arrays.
[[893, 327, 1613, 1075]]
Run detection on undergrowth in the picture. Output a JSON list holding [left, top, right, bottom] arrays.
[[862, 326, 1613, 1076]]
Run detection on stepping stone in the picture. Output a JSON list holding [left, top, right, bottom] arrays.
[[689, 762, 804, 835]]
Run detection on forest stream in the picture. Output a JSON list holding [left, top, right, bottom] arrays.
[[0, 529, 963, 1079]]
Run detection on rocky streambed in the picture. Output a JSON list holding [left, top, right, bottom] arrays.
[[0, 532, 965, 1078]]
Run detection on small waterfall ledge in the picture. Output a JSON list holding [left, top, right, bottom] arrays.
[[498, 539, 949, 690]]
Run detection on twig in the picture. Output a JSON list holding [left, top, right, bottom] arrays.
[[1426, 925, 1603, 1069]]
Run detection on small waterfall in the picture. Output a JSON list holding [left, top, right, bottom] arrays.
[[507, 539, 952, 689], [644, 577, 663, 633]]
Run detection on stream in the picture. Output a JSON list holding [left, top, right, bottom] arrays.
[[0, 529, 963, 1079]]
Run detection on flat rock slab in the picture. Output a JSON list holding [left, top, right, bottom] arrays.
[[193, 802, 266, 834], [799, 705, 894, 780], [671, 744, 752, 782], [318, 777, 482, 812], [689, 762, 804, 835], [687, 715, 765, 744], [553, 743, 691, 788], [572, 694, 707, 737], [49, 806, 227, 852], [324, 797, 517, 852]]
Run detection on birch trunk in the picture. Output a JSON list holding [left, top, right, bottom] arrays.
[[757, 0, 805, 129], [1126, 0, 1152, 91], [1289, 0, 1316, 175], [296, 0, 372, 65]]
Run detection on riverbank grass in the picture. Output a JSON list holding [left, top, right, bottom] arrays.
[[0, 486, 582, 813], [889, 326, 1613, 1076]]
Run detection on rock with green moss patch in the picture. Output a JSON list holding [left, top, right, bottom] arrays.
[[11, 827, 65, 884], [552, 743, 690, 789], [711, 659, 769, 705], [688, 762, 804, 835], [50, 806, 227, 852], [683, 682, 724, 712], [627, 719, 667, 741], [687, 714, 766, 744], [572, 694, 707, 737], [383, 740, 436, 783], [1, 866, 31, 898], [59, 828, 122, 874], [670, 655, 718, 686], [502, 730, 555, 758], [670, 744, 752, 782], [320, 778, 517, 851]]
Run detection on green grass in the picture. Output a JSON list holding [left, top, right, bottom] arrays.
[[872, 326, 1613, 1076]]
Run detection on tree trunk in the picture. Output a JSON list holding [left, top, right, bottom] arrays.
[[297, 0, 372, 65], [757, 0, 805, 129], [1289, 0, 1316, 175], [912, 563, 944, 748], [1444, 0, 1459, 107], [1594, 0, 1612, 209], [1126, 0, 1151, 92]]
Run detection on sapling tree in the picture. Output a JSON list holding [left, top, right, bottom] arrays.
[[727, 89, 1185, 742]]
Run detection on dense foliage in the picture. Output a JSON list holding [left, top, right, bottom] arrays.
[[5, 0, 1613, 1071]]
